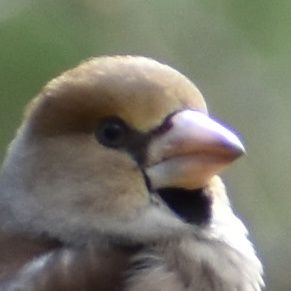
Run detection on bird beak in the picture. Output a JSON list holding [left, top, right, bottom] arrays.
[[145, 110, 245, 190]]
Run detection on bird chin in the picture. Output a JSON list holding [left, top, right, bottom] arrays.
[[143, 154, 220, 227], [156, 187, 212, 225]]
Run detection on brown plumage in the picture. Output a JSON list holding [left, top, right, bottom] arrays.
[[0, 56, 264, 290]]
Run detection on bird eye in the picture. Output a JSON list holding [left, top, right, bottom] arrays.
[[95, 118, 128, 148]]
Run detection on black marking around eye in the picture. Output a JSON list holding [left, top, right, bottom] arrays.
[[95, 114, 175, 166], [95, 117, 151, 165]]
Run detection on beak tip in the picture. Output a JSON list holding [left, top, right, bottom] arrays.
[[219, 126, 246, 159], [236, 145, 246, 158], [228, 139, 246, 160]]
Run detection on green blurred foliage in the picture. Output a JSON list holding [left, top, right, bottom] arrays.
[[0, 0, 290, 290]]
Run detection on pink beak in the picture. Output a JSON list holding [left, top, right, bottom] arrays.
[[145, 110, 245, 190]]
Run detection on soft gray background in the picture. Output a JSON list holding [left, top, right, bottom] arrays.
[[0, 1, 290, 290]]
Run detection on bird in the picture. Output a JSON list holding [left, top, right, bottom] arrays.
[[0, 56, 264, 291]]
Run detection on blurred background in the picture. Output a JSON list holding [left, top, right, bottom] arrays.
[[0, 0, 290, 289]]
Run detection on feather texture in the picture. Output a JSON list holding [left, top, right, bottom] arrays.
[[0, 56, 264, 290]]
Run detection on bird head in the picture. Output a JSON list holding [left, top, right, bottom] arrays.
[[0, 56, 244, 246]]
